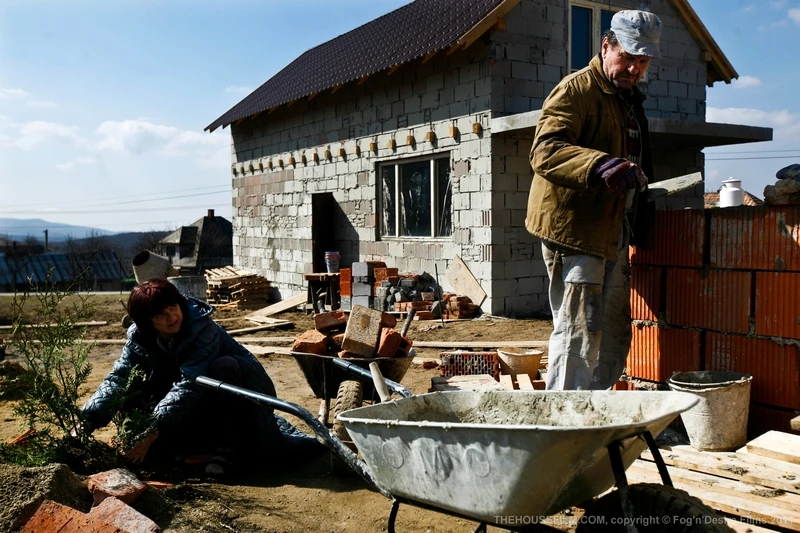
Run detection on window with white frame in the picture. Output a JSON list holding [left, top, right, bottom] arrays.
[[379, 155, 452, 239], [570, 1, 618, 72]]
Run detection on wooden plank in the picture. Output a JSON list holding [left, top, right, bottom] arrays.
[[630, 459, 800, 513], [429, 374, 504, 392], [226, 321, 292, 336], [228, 337, 296, 343], [499, 374, 515, 390], [413, 340, 548, 349], [245, 294, 306, 319], [626, 464, 800, 531], [726, 520, 782, 533], [446, 255, 487, 307], [1, 320, 108, 330], [240, 345, 292, 356], [516, 373, 534, 390], [245, 316, 294, 326], [746, 431, 800, 465], [640, 445, 800, 494]]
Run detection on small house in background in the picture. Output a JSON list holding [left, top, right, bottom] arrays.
[[156, 209, 233, 275], [0, 250, 125, 292], [704, 191, 764, 208]]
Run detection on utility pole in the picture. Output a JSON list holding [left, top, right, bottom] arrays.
[[43, 229, 48, 252]]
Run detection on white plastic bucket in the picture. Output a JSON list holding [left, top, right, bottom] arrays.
[[497, 347, 543, 380], [131, 251, 173, 283], [168, 276, 208, 302], [667, 371, 752, 451]]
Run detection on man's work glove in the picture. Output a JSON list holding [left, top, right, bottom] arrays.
[[595, 157, 648, 198]]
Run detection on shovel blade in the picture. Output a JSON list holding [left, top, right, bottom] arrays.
[[646, 172, 703, 202]]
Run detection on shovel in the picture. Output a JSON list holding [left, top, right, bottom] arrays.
[[645, 172, 703, 202]]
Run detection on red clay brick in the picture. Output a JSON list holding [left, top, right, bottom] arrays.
[[87, 468, 147, 506], [339, 281, 351, 297], [376, 328, 404, 358], [291, 329, 329, 355], [755, 272, 800, 339], [379, 311, 398, 329], [665, 269, 751, 333], [439, 351, 499, 379], [331, 333, 345, 349], [339, 268, 352, 283], [626, 325, 701, 382], [90, 496, 161, 533], [710, 205, 800, 271], [630, 266, 662, 322], [630, 209, 705, 267], [706, 333, 800, 409], [21, 500, 123, 533], [314, 310, 347, 332]]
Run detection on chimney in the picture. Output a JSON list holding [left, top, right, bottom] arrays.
[[207, 209, 215, 219]]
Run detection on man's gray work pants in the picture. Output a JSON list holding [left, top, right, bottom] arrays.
[[542, 230, 632, 391]]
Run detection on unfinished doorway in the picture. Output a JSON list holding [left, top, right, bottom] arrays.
[[311, 192, 336, 273]]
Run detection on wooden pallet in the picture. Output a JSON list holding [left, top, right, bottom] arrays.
[[205, 267, 273, 310], [636, 434, 800, 531]]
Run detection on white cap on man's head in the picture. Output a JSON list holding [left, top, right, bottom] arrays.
[[610, 10, 662, 59]]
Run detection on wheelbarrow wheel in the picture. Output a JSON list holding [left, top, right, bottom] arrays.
[[121, 314, 133, 329], [331, 380, 362, 441], [576, 483, 732, 532]]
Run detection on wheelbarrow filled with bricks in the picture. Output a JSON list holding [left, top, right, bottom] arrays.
[[197, 367, 731, 532], [289, 305, 416, 440]]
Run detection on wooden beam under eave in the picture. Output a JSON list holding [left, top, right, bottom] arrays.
[[446, 43, 462, 56], [421, 50, 438, 64], [492, 17, 507, 31], [330, 84, 343, 94], [386, 64, 401, 76], [357, 75, 370, 86], [307, 92, 320, 102], [455, 0, 521, 50]]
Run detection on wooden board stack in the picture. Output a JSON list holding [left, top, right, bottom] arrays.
[[205, 266, 273, 310], [633, 430, 800, 531]]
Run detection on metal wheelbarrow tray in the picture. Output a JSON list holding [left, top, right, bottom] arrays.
[[338, 390, 698, 525]]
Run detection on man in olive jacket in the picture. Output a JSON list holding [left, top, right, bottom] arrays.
[[527, 10, 661, 391]]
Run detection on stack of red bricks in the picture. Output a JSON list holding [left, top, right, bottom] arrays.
[[291, 305, 413, 359], [628, 206, 800, 437], [21, 468, 160, 532]]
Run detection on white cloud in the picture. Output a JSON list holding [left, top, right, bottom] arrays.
[[0, 88, 30, 100], [790, 8, 800, 24], [94, 119, 229, 164], [7, 120, 84, 149], [707, 107, 800, 140], [224, 86, 251, 95], [731, 75, 762, 89], [56, 156, 98, 171], [770, 0, 788, 8], [26, 100, 59, 109]]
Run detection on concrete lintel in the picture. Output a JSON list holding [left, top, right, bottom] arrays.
[[491, 110, 773, 148]]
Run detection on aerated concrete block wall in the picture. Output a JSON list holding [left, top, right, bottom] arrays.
[[628, 206, 800, 438], [230, 45, 501, 308]]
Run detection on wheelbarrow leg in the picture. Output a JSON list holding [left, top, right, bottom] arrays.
[[643, 430, 673, 487], [474, 523, 487, 533], [387, 500, 400, 533], [607, 441, 638, 533]]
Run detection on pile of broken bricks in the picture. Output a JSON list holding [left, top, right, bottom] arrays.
[[339, 261, 479, 319], [291, 304, 413, 358], [21, 468, 162, 533]]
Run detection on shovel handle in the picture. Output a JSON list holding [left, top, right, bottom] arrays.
[[400, 308, 416, 337]]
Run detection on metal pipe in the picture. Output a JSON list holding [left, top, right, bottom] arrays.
[[331, 357, 412, 398], [400, 307, 416, 337], [195, 375, 392, 498]]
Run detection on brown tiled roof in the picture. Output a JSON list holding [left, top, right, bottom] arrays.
[[704, 191, 764, 208], [206, 0, 516, 132]]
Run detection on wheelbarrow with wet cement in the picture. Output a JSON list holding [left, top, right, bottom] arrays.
[[197, 368, 731, 532], [289, 308, 417, 440]]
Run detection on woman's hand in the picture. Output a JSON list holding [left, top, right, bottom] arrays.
[[124, 428, 159, 465]]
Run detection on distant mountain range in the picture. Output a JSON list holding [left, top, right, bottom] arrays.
[[0, 218, 117, 243]]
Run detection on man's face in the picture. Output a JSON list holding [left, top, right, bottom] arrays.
[[601, 40, 652, 90]]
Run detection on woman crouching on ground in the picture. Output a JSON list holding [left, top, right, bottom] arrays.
[[81, 278, 316, 475]]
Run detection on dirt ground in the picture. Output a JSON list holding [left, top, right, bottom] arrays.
[[0, 294, 568, 533]]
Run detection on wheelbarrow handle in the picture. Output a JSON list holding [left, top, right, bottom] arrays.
[[331, 357, 413, 398], [195, 375, 392, 499]]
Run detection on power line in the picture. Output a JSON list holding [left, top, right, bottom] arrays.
[[0, 184, 230, 210], [0, 189, 230, 215], [0, 203, 229, 216], [706, 155, 800, 161]]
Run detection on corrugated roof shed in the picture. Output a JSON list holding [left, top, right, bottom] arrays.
[[206, 0, 515, 131], [0, 251, 125, 288]]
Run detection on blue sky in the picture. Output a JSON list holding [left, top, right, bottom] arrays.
[[0, 0, 797, 235]]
